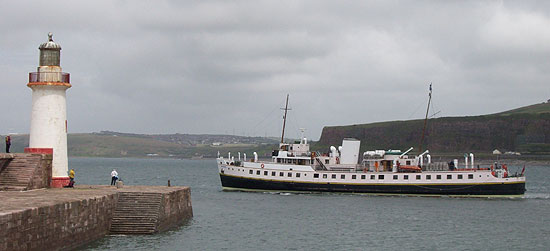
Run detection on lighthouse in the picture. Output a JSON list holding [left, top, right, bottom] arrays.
[[26, 33, 71, 188]]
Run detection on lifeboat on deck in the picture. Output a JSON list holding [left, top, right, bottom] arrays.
[[398, 165, 422, 172]]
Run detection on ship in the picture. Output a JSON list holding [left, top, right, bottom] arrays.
[[217, 94, 526, 197]]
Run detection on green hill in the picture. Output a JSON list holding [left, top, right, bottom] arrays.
[[5, 133, 278, 158], [316, 102, 550, 155], [495, 102, 550, 116]]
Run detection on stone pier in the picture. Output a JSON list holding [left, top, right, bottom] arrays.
[[0, 185, 192, 251]]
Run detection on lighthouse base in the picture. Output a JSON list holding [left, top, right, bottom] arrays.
[[24, 147, 53, 154], [51, 177, 70, 188]]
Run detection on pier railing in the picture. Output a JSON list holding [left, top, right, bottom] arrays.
[[29, 72, 70, 83]]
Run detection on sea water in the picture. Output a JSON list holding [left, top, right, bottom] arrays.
[[74, 158, 550, 250]]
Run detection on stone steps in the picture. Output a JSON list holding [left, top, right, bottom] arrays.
[[0, 154, 42, 191], [109, 192, 163, 235]]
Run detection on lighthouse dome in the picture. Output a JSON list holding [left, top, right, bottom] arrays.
[[39, 33, 61, 66], [39, 32, 61, 50]]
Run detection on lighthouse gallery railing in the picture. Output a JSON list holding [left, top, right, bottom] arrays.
[[29, 72, 70, 83]]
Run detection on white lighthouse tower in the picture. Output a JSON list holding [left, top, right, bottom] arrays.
[[26, 33, 71, 188]]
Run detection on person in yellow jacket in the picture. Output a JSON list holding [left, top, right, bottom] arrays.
[[69, 169, 75, 182], [64, 169, 75, 188]]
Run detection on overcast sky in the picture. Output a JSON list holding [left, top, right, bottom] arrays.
[[1, 1, 549, 140]]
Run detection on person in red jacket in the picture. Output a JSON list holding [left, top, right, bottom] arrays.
[[5, 135, 10, 153]]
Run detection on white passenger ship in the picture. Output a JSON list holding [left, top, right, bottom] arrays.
[[217, 136, 526, 197], [217, 94, 526, 197]]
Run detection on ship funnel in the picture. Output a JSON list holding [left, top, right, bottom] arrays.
[[253, 152, 258, 162], [340, 138, 361, 165], [469, 153, 474, 168]]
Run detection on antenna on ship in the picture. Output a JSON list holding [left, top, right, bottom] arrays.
[[419, 83, 432, 153], [280, 94, 291, 144]]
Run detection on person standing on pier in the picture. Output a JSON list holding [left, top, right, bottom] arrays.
[[65, 169, 75, 188], [5, 135, 11, 153], [111, 169, 118, 185], [69, 169, 75, 183]]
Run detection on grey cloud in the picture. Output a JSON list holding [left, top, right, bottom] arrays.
[[1, 1, 549, 140]]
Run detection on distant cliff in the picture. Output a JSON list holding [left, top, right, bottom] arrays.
[[316, 102, 550, 154]]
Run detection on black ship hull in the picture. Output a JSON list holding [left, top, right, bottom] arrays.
[[220, 174, 526, 196]]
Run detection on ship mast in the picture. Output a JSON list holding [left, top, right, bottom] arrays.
[[419, 84, 432, 153], [280, 94, 290, 144]]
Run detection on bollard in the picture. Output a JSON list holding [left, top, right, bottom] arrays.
[[168, 179, 171, 187]]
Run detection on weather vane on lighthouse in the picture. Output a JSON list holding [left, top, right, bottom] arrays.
[[25, 33, 72, 188]]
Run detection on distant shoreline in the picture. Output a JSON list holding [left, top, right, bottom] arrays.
[[68, 155, 550, 166]]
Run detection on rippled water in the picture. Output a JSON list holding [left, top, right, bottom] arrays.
[[73, 158, 550, 250]]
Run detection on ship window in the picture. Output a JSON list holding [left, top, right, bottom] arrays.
[[249, 170, 253, 174], [436, 175, 441, 180], [406, 161, 411, 165], [332, 174, 336, 179], [371, 175, 375, 180], [323, 174, 328, 179], [296, 173, 301, 178], [404, 175, 408, 180], [416, 175, 421, 180], [378, 175, 384, 179], [341, 174, 346, 179], [314, 173, 319, 178], [393, 175, 398, 180], [426, 175, 431, 180], [256, 170, 260, 175], [468, 174, 474, 179], [288, 173, 292, 177], [325, 159, 329, 164], [272, 171, 276, 176], [277, 158, 281, 163], [447, 174, 452, 179], [458, 174, 463, 179], [264, 171, 268, 175], [352, 175, 357, 179], [361, 175, 366, 179], [279, 172, 284, 176]]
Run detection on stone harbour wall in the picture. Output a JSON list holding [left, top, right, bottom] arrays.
[[0, 193, 118, 251], [158, 187, 193, 232], [27, 154, 52, 190], [0, 186, 193, 251]]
